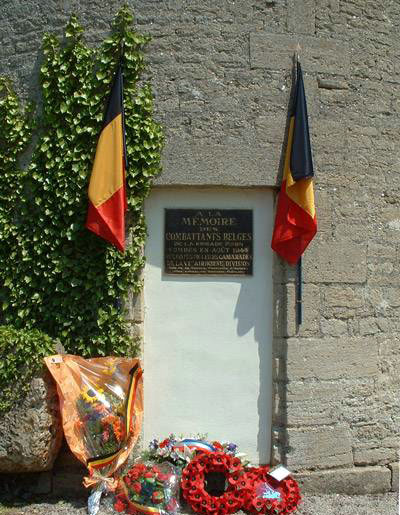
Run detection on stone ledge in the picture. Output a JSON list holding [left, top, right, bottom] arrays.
[[295, 466, 392, 494]]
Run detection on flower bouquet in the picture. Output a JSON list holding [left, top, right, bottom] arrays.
[[143, 434, 246, 472], [45, 355, 143, 514], [115, 462, 180, 515]]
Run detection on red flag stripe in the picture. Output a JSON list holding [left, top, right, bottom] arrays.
[[271, 180, 317, 265], [86, 186, 126, 252]]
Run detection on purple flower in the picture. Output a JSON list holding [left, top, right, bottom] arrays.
[[227, 443, 237, 453], [149, 439, 159, 451]]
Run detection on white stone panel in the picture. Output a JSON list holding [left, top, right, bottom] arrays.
[[144, 187, 273, 463]]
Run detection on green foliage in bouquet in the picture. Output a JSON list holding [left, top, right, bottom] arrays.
[[0, 325, 55, 413], [0, 7, 163, 359]]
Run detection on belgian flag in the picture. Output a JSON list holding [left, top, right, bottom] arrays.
[[271, 61, 317, 265], [85, 65, 127, 252]]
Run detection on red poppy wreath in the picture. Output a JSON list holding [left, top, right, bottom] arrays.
[[181, 451, 251, 515], [242, 466, 301, 515]]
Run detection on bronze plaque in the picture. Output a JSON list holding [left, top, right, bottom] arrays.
[[164, 209, 253, 275]]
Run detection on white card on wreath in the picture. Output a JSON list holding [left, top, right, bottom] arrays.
[[268, 465, 292, 482]]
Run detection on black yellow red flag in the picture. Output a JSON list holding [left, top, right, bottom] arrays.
[[85, 65, 127, 252], [271, 61, 317, 265]]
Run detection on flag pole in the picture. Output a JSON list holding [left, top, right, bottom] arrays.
[[296, 256, 303, 326], [294, 43, 303, 328]]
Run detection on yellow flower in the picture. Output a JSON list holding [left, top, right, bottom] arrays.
[[116, 401, 125, 416], [103, 359, 117, 376], [81, 385, 104, 404]]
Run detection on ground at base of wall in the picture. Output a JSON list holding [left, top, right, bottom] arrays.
[[0, 494, 398, 515]]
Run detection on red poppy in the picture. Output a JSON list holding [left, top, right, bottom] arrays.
[[152, 491, 163, 504], [132, 481, 141, 494], [114, 499, 126, 513], [188, 491, 204, 504], [229, 457, 242, 474], [211, 452, 230, 469], [194, 457, 208, 472], [227, 473, 240, 485], [181, 479, 192, 490], [159, 438, 170, 448], [237, 476, 252, 491], [212, 441, 223, 450], [252, 497, 264, 510], [224, 493, 241, 510]]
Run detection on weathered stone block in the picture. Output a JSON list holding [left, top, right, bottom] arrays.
[[250, 33, 350, 75], [285, 338, 379, 380], [359, 317, 381, 336], [304, 242, 367, 283], [325, 286, 364, 309], [295, 466, 392, 494], [389, 462, 399, 492], [284, 381, 343, 426], [353, 446, 398, 466], [320, 318, 348, 336], [285, 426, 352, 470], [0, 371, 62, 473]]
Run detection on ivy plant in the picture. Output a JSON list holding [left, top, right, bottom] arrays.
[[0, 7, 163, 358], [0, 325, 56, 414]]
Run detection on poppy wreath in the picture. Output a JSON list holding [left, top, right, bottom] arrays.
[[241, 466, 301, 515], [181, 451, 251, 515]]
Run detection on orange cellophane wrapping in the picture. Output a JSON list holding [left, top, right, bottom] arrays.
[[45, 355, 143, 489]]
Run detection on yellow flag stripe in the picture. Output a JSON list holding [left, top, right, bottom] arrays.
[[88, 114, 124, 208], [88, 448, 122, 470], [284, 117, 316, 218], [126, 367, 142, 434]]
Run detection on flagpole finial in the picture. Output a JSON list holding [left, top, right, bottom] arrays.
[[294, 43, 301, 63]]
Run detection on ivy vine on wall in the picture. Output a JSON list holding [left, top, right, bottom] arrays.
[[0, 7, 163, 357]]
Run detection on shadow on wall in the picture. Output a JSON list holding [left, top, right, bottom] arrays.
[[234, 279, 272, 464]]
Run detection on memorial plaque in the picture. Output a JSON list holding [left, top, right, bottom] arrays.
[[164, 209, 253, 275]]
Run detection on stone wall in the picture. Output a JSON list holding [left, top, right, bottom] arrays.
[[0, 0, 399, 494]]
